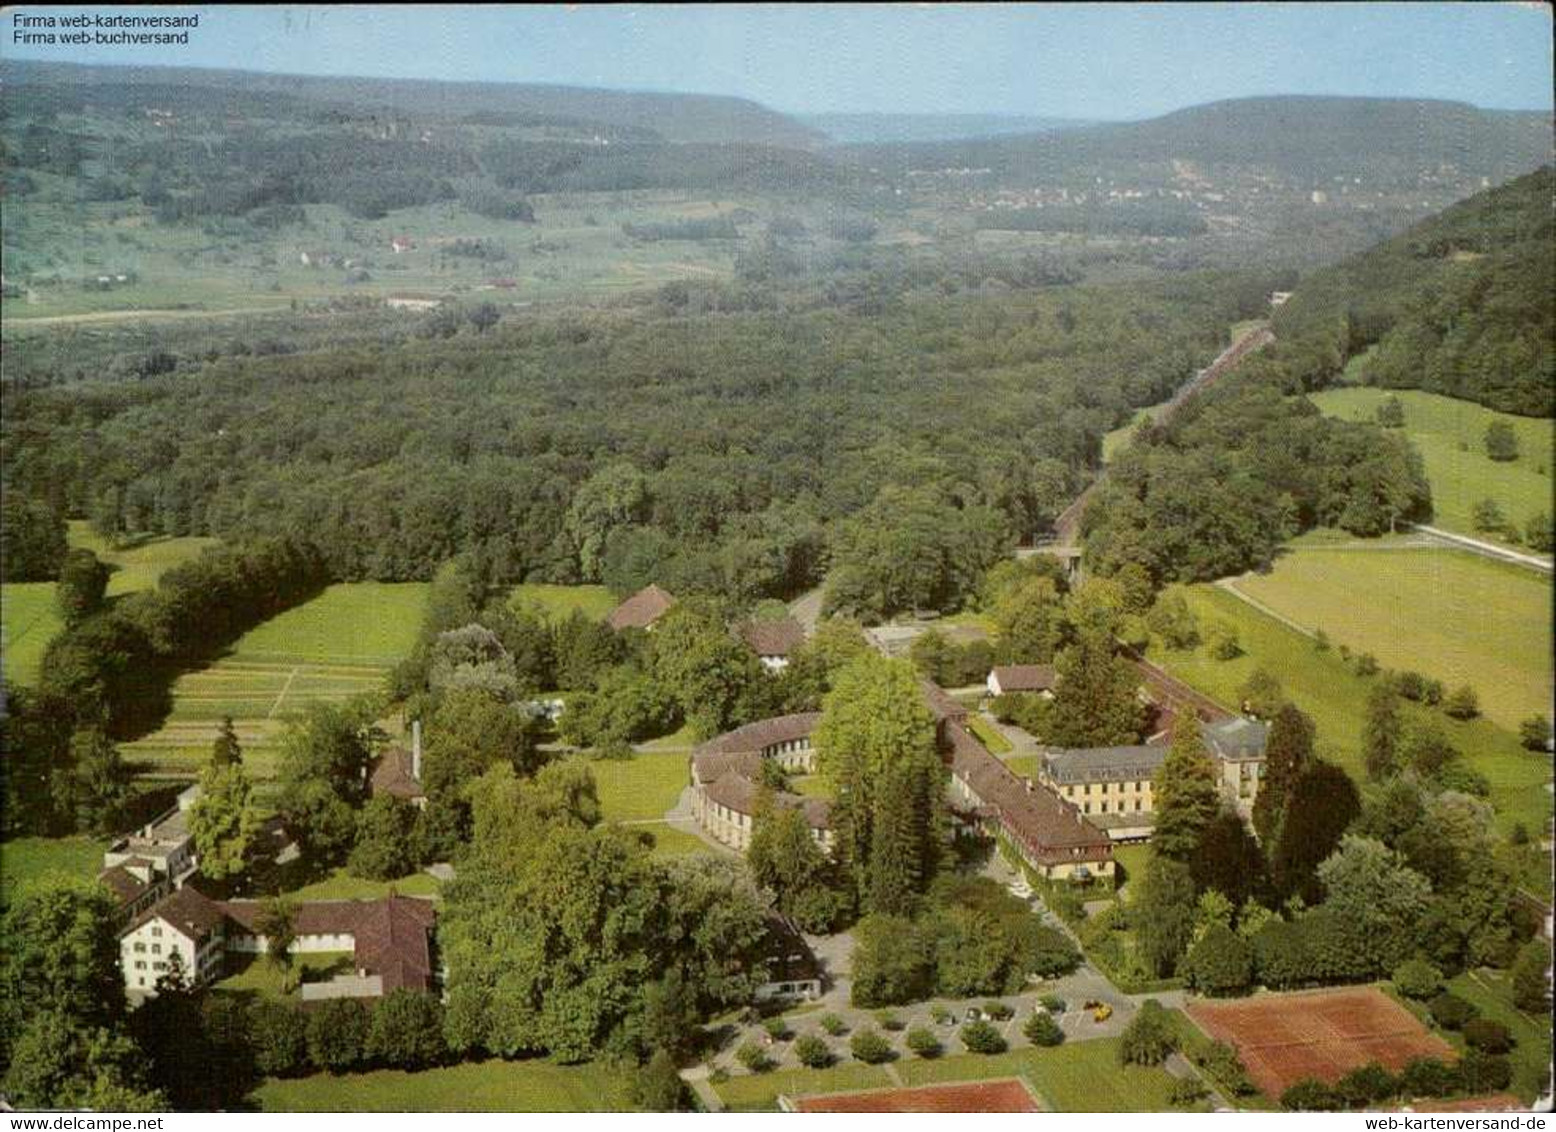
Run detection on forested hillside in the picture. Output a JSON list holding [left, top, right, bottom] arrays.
[[1266, 167, 1555, 416]]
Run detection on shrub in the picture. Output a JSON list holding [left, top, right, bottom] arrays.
[[1398, 1057, 1457, 1099], [1168, 1077, 1209, 1109], [1353, 652, 1380, 677], [906, 1027, 942, 1058], [982, 1000, 1014, 1021], [1040, 994, 1066, 1013], [1428, 991, 1478, 1031], [1194, 1040, 1255, 1097], [818, 1013, 847, 1037], [632, 1050, 687, 1112], [1392, 957, 1443, 1000], [248, 1000, 308, 1077], [850, 1029, 895, 1064], [734, 1042, 772, 1073], [1282, 1079, 1342, 1111], [1184, 924, 1253, 997], [1208, 622, 1242, 660], [1511, 939, 1552, 1013], [1442, 685, 1480, 720], [762, 1017, 790, 1041], [929, 1005, 950, 1025], [792, 1034, 831, 1069], [874, 1010, 904, 1031], [1118, 999, 1175, 1066], [305, 998, 368, 1073], [1335, 1063, 1397, 1108], [960, 1020, 1006, 1055], [1462, 1019, 1513, 1055], [1023, 1010, 1064, 1047], [1520, 715, 1553, 751], [1456, 1050, 1512, 1094], [365, 989, 446, 1069]]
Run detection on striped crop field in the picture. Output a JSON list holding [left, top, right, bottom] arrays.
[[122, 583, 429, 782]]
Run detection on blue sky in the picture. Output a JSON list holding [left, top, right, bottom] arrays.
[[3, 3, 1551, 119]]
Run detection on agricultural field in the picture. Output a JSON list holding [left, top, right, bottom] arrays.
[[1308, 388, 1554, 547], [253, 1057, 637, 1112], [0, 522, 219, 687], [1152, 585, 1553, 853], [507, 582, 618, 623], [1227, 540, 1552, 730], [120, 583, 428, 781]]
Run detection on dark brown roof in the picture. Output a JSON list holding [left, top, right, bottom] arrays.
[[761, 913, 820, 985], [695, 712, 820, 757], [920, 679, 969, 723], [946, 722, 1111, 865], [701, 773, 831, 831], [692, 748, 766, 788], [607, 584, 676, 631], [369, 747, 424, 800], [127, 886, 226, 943], [989, 664, 1057, 693], [738, 616, 806, 658], [98, 865, 150, 907], [220, 895, 437, 994]]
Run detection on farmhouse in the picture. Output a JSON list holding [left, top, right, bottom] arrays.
[[119, 890, 438, 1002], [689, 713, 831, 852], [607, 583, 676, 631], [986, 663, 1057, 698], [755, 914, 822, 1002], [736, 615, 806, 672]]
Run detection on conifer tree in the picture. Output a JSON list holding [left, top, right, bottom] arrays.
[[1151, 713, 1221, 861], [1045, 629, 1144, 747], [1252, 703, 1314, 844]]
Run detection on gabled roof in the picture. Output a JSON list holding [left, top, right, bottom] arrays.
[[701, 773, 831, 831], [607, 584, 676, 631], [695, 712, 821, 757], [98, 865, 152, 907], [220, 895, 438, 994], [989, 664, 1058, 693], [1041, 745, 1165, 784], [738, 616, 806, 658], [1204, 717, 1269, 761], [920, 679, 969, 723], [126, 886, 225, 944], [369, 747, 424, 800]]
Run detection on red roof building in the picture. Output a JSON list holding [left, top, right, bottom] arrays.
[[607, 584, 676, 631]]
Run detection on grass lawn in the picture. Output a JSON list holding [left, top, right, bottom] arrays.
[[1446, 969, 1554, 1104], [896, 1037, 1185, 1111], [1308, 388, 1554, 547], [0, 836, 104, 898], [214, 951, 356, 1000], [966, 714, 1014, 755], [789, 775, 833, 800], [713, 1063, 893, 1112], [120, 583, 428, 780], [1103, 400, 1170, 464], [509, 583, 618, 623], [1230, 542, 1552, 730], [0, 582, 62, 687], [641, 826, 711, 858], [253, 1058, 637, 1112], [1111, 843, 1152, 890], [637, 722, 699, 751], [592, 751, 689, 824], [1156, 586, 1552, 857], [70, 522, 222, 598], [279, 867, 442, 903]]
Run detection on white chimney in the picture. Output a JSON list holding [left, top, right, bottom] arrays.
[[411, 720, 422, 781]]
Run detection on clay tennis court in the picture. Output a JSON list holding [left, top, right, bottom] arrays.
[[1187, 987, 1455, 1098], [791, 1079, 1042, 1112]]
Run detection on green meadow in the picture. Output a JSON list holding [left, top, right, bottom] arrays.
[[508, 582, 618, 623], [254, 1058, 637, 1112], [1308, 388, 1554, 547], [1230, 541, 1551, 730], [1154, 584, 1552, 854], [0, 835, 104, 900]]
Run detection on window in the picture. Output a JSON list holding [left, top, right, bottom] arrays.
[[1082, 802, 1090, 814], [1134, 799, 1142, 812], [134, 942, 145, 953], [135, 960, 146, 970], [151, 944, 161, 955], [1084, 784, 1092, 795], [153, 962, 166, 971], [151, 926, 162, 938]]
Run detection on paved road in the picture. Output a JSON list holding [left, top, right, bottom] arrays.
[[1407, 523, 1553, 574]]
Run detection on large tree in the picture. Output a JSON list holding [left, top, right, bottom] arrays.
[[812, 654, 942, 912], [189, 760, 262, 882], [55, 549, 110, 626], [1252, 703, 1314, 845], [1150, 714, 1221, 861], [275, 699, 381, 864], [1045, 629, 1144, 747], [1362, 685, 1403, 780], [1270, 761, 1362, 903], [649, 604, 762, 740], [1315, 835, 1433, 976], [1133, 855, 1197, 978]]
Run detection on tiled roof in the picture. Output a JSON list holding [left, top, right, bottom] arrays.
[[1041, 746, 1166, 784], [691, 748, 765, 788], [98, 865, 150, 906], [946, 722, 1112, 865], [220, 895, 437, 994], [369, 747, 424, 800], [761, 913, 820, 984], [989, 664, 1057, 693], [127, 886, 225, 944], [607, 584, 676, 631], [1204, 717, 1268, 760], [701, 773, 831, 831], [920, 679, 969, 722], [738, 616, 807, 658], [695, 712, 820, 757]]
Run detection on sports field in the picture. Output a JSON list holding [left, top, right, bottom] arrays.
[[121, 583, 428, 780], [253, 1057, 637, 1112], [1187, 987, 1453, 1100], [1308, 388, 1553, 547], [1155, 585, 1552, 847], [1228, 542, 1552, 730]]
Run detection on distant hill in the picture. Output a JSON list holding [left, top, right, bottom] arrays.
[[1270, 166, 1554, 417], [842, 95, 1553, 184], [0, 59, 826, 148], [803, 112, 1095, 144]]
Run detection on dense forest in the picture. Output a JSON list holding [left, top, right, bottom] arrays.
[[1, 272, 1277, 601], [1263, 167, 1555, 416]]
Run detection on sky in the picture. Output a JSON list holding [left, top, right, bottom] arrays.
[[2, 3, 1552, 120]]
